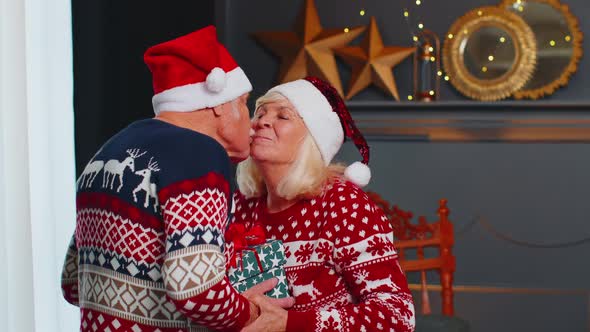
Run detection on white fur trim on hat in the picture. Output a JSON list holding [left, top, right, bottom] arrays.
[[152, 67, 252, 114], [206, 67, 227, 93], [268, 79, 344, 165], [344, 161, 371, 187]]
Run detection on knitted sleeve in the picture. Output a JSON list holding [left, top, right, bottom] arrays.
[[159, 172, 251, 331], [61, 234, 79, 306], [287, 181, 415, 332]]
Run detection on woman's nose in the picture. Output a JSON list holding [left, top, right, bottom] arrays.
[[254, 116, 272, 128]]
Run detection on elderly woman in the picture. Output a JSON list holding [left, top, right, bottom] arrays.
[[233, 77, 415, 332]]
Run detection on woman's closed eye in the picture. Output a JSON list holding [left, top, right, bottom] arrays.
[[278, 111, 291, 120], [278, 107, 302, 121], [254, 107, 298, 121], [253, 109, 266, 120]]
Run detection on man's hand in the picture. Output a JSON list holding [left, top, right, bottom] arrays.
[[242, 278, 295, 327], [241, 295, 289, 332]]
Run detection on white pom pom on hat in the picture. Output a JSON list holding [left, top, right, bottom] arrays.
[[206, 67, 227, 93], [344, 161, 371, 187]]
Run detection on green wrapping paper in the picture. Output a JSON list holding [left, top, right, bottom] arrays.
[[228, 239, 289, 298], [232, 267, 289, 298]]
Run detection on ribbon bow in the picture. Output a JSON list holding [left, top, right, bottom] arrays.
[[226, 223, 266, 271]]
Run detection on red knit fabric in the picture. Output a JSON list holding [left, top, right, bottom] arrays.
[[64, 175, 249, 332], [232, 179, 415, 332]]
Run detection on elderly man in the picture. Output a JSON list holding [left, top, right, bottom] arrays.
[[61, 25, 292, 331]]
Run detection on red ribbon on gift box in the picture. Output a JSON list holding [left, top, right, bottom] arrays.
[[226, 223, 266, 272]]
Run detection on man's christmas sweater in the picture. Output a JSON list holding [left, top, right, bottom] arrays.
[[231, 179, 416, 332], [61, 119, 251, 332]]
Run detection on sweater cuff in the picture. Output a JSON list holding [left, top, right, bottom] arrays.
[[233, 299, 253, 331], [287, 310, 316, 332]]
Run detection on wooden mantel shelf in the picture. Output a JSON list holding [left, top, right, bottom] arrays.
[[347, 101, 590, 142]]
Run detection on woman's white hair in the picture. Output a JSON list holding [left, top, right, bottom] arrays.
[[237, 92, 344, 200]]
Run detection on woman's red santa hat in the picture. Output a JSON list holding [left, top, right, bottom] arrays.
[[144, 25, 252, 114], [268, 76, 371, 187]]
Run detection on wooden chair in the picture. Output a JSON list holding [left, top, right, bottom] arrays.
[[367, 192, 469, 332]]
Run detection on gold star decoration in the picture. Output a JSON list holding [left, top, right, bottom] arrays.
[[335, 16, 416, 100], [253, 0, 365, 96]]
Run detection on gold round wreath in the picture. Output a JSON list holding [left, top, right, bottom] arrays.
[[500, 0, 583, 100], [442, 6, 537, 101]]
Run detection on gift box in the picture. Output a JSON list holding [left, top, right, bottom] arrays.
[[227, 239, 289, 298], [232, 266, 289, 298]]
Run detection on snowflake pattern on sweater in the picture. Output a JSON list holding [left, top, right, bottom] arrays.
[[61, 119, 250, 332], [231, 179, 415, 332]]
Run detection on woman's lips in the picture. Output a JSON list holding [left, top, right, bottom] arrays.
[[252, 135, 272, 142]]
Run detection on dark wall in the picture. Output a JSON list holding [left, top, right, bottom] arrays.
[[339, 141, 590, 331], [216, 1, 590, 331], [71, 0, 215, 174], [219, 0, 589, 103]]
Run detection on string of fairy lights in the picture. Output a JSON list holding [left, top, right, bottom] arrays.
[[403, 0, 447, 101], [510, 0, 572, 46], [342, 0, 573, 101], [343, 0, 368, 33]]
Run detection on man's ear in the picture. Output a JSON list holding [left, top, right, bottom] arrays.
[[211, 103, 226, 117]]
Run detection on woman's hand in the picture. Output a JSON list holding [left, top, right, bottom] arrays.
[[241, 294, 289, 332]]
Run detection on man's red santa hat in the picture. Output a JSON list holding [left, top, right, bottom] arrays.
[[144, 25, 252, 114]]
